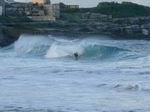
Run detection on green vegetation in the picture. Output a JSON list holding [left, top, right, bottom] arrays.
[[60, 13, 81, 22], [63, 2, 150, 18], [95, 2, 150, 18], [63, 8, 80, 13]]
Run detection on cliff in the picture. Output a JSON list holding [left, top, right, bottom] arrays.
[[1, 16, 150, 47]]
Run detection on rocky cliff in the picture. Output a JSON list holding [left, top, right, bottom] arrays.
[[1, 16, 150, 47]]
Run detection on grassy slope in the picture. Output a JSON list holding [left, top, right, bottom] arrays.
[[63, 2, 150, 18], [96, 2, 150, 18]]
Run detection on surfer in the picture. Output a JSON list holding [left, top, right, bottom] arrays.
[[74, 52, 79, 60]]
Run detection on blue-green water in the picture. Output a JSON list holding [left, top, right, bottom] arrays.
[[0, 34, 150, 112]]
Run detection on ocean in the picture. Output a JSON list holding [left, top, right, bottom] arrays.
[[0, 34, 150, 112]]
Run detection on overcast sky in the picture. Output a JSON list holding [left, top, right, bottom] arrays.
[[15, 0, 150, 7]]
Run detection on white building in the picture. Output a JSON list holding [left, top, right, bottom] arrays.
[[0, 0, 5, 16], [52, 3, 60, 18], [0, 6, 2, 15], [0, 0, 15, 16]]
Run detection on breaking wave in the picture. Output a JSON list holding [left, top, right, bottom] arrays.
[[14, 34, 53, 56], [4, 34, 139, 60]]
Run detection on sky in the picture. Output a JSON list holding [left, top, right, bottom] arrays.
[[15, 0, 150, 7]]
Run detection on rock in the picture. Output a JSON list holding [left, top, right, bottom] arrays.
[[1, 16, 150, 47]]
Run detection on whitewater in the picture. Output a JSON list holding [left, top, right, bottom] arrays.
[[0, 34, 150, 112]]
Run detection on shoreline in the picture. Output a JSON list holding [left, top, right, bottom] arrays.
[[1, 20, 150, 47]]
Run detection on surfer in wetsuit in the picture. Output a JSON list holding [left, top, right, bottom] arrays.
[[74, 52, 79, 60]]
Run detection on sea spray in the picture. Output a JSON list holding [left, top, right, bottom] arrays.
[[14, 34, 53, 56]]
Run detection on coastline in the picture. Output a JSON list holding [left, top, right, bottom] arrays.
[[1, 17, 150, 47]]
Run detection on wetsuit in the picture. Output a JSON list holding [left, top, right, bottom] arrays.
[[74, 53, 78, 60]]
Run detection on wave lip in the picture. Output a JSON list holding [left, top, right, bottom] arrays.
[[12, 34, 140, 61]]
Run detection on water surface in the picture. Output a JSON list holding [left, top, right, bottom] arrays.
[[0, 34, 150, 112]]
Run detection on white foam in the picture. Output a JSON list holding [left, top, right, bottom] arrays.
[[45, 42, 84, 58], [14, 34, 53, 55]]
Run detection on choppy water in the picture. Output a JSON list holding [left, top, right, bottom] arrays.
[[0, 34, 150, 112]]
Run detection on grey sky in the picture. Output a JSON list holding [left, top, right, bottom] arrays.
[[15, 0, 150, 7]]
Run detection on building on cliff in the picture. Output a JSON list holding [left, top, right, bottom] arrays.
[[51, 3, 79, 18], [3, 0, 56, 21], [52, 3, 60, 18], [32, 0, 50, 4], [5, 2, 31, 16], [31, 0, 56, 21], [0, 0, 80, 22]]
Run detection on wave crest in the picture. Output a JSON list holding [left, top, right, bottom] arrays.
[[13, 34, 136, 60]]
